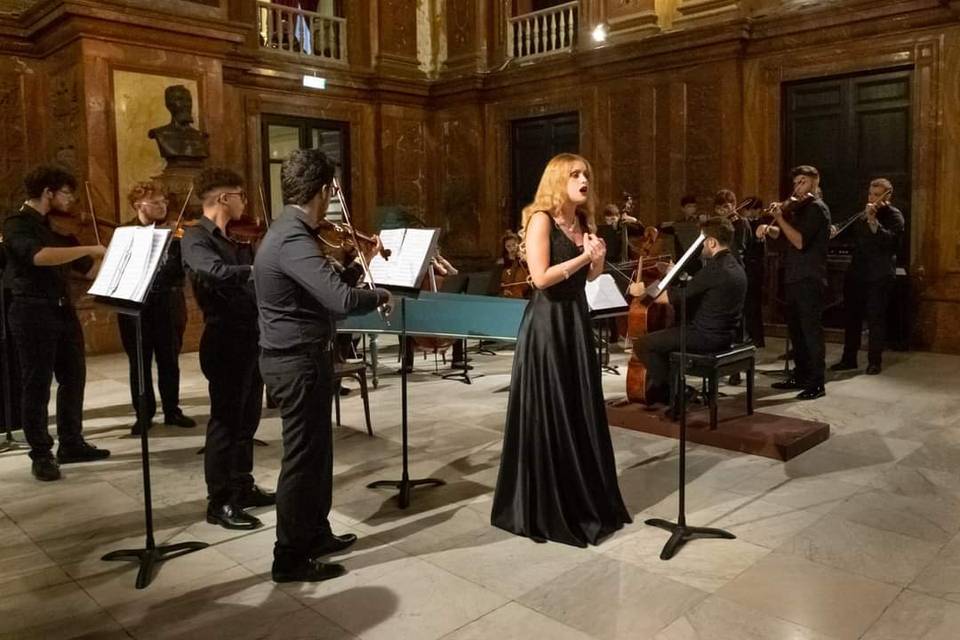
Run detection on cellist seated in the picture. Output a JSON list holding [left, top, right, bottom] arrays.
[[628, 218, 747, 405]]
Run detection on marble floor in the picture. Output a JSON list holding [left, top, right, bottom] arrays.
[[2, 338, 960, 639]]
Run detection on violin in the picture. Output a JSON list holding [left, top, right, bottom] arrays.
[[831, 189, 892, 238], [756, 191, 815, 239], [721, 197, 763, 221], [315, 219, 392, 266]]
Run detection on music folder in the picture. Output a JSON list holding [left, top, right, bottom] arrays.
[[88, 224, 171, 307], [367, 227, 440, 290], [585, 273, 629, 315], [645, 232, 705, 299]]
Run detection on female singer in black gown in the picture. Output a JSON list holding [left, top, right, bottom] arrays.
[[491, 153, 631, 547]]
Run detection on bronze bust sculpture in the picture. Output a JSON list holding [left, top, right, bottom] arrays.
[[148, 85, 209, 164]]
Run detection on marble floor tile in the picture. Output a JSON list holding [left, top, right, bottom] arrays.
[[309, 558, 508, 640], [717, 553, 900, 640], [653, 595, 839, 640], [441, 602, 595, 640], [726, 471, 864, 514], [518, 556, 708, 640], [605, 525, 771, 592], [896, 442, 960, 475], [422, 523, 593, 599], [777, 513, 941, 586], [829, 486, 960, 543], [909, 530, 960, 605], [861, 589, 960, 640], [0, 581, 122, 639]]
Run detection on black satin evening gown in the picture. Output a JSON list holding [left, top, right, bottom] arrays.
[[491, 217, 632, 547]]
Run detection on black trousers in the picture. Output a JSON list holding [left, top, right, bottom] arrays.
[[259, 347, 334, 568], [785, 278, 826, 388], [841, 275, 893, 366], [117, 289, 187, 421], [744, 260, 765, 348], [198, 324, 263, 505], [634, 326, 731, 403], [7, 299, 86, 460], [0, 289, 22, 432]]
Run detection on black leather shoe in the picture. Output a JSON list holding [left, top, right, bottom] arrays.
[[727, 372, 742, 386], [796, 386, 826, 400], [771, 379, 804, 390], [56, 441, 111, 464], [131, 419, 153, 436], [206, 503, 263, 530], [237, 485, 276, 508], [830, 360, 858, 372], [865, 364, 881, 375], [164, 412, 196, 428], [272, 559, 346, 583], [32, 457, 61, 481], [310, 532, 358, 557]]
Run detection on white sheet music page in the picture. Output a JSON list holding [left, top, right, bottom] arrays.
[[367, 228, 439, 288], [585, 273, 628, 312], [88, 225, 171, 303]]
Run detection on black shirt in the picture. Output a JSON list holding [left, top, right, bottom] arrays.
[[180, 216, 257, 328], [730, 217, 751, 265], [668, 249, 746, 341], [2, 205, 94, 301], [119, 217, 186, 294], [254, 205, 388, 352], [779, 197, 831, 284], [843, 204, 905, 282]]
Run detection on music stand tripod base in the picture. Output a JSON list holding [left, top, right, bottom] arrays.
[[102, 540, 209, 590], [643, 518, 736, 561], [367, 476, 446, 509]]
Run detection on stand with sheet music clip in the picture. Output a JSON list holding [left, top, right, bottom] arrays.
[[341, 228, 528, 507], [587, 274, 629, 375], [642, 233, 736, 559], [88, 224, 207, 588]]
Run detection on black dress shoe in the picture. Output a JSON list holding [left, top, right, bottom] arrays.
[[131, 418, 154, 436], [206, 503, 263, 530], [796, 386, 826, 400], [310, 532, 358, 557], [727, 372, 742, 386], [237, 485, 276, 508], [32, 456, 61, 481], [164, 412, 196, 428], [830, 360, 858, 372], [56, 441, 111, 464], [866, 364, 881, 375], [338, 386, 351, 397], [272, 559, 346, 583], [771, 379, 804, 390]]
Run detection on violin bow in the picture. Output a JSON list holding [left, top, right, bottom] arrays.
[[332, 176, 389, 325], [171, 185, 194, 234], [83, 181, 103, 246], [257, 183, 270, 231]]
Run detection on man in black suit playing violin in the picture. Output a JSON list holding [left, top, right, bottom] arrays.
[[756, 165, 831, 400], [829, 178, 904, 375]]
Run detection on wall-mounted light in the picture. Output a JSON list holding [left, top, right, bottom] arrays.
[[302, 74, 326, 90], [592, 23, 608, 43]]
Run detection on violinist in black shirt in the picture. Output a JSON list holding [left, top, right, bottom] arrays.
[[181, 168, 274, 531], [830, 178, 905, 375], [255, 149, 390, 583], [756, 165, 831, 400], [117, 181, 195, 435], [2, 165, 110, 481], [630, 218, 747, 406]]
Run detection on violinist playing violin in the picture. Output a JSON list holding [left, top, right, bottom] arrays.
[[181, 168, 274, 532], [756, 165, 831, 400], [629, 217, 746, 407], [117, 182, 195, 435], [829, 178, 904, 376], [2, 165, 110, 482], [254, 149, 390, 584]]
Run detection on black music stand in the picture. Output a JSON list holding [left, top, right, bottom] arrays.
[[645, 275, 735, 559], [367, 296, 445, 508], [440, 274, 485, 384], [93, 229, 207, 588]]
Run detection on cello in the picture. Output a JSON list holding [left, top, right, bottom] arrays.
[[624, 226, 676, 404]]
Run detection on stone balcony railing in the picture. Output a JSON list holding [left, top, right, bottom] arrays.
[[507, 1, 580, 62], [257, 0, 346, 64]]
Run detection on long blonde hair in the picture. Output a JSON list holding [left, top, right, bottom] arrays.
[[521, 153, 598, 233]]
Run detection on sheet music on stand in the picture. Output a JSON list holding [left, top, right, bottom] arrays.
[[88, 225, 171, 304], [645, 232, 705, 299], [585, 273, 628, 315], [367, 228, 440, 289]]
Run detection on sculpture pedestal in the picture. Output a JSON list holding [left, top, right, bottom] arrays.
[[152, 161, 203, 218]]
